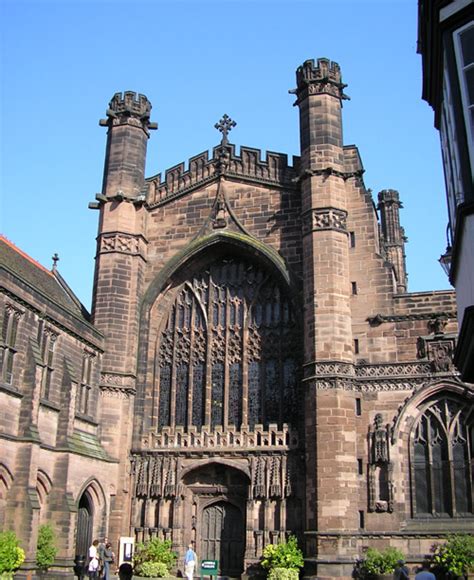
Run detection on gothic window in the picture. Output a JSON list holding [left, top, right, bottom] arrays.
[[0, 305, 22, 385], [156, 256, 298, 431], [412, 396, 473, 517], [38, 321, 58, 400], [77, 352, 95, 416]]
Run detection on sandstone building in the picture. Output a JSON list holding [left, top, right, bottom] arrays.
[[1, 59, 473, 579]]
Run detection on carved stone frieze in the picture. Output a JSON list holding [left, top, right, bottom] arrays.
[[100, 372, 136, 396], [99, 233, 147, 259], [302, 207, 348, 236]]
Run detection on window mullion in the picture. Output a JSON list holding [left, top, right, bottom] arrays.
[[187, 298, 196, 429], [204, 278, 214, 427], [223, 287, 230, 429], [241, 300, 249, 428], [169, 301, 180, 430]]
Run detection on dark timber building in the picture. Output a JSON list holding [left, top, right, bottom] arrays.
[[1, 59, 473, 579]]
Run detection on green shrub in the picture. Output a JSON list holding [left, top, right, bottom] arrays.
[[431, 534, 474, 577], [36, 524, 57, 571], [268, 567, 299, 580], [261, 536, 304, 572], [358, 547, 405, 577], [0, 531, 25, 574], [134, 538, 177, 577], [136, 561, 169, 578]]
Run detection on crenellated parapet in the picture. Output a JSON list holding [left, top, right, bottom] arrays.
[[146, 144, 300, 207], [99, 91, 157, 135], [291, 57, 349, 102]]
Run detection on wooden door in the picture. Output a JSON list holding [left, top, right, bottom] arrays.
[[76, 492, 93, 560], [201, 502, 244, 576]]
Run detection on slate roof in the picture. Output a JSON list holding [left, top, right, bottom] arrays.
[[0, 235, 89, 320]]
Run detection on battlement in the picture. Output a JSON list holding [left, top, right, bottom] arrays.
[[293, 57, 348, 101], [146, 143, 299, 207], [378, 189, 402, 206], [109, 91, 151, 116], [100, 91, 157, 132], [296, 58, 342, 86]]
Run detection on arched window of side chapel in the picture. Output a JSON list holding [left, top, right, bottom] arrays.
[[412, 393, 473, 517], [155, 255, 300, 432]]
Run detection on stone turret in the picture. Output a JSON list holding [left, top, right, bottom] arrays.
[[378, 189, 408, 293], [293, 58, 358, 573], [90, 91, 157, 545], [99, 91, 157, 199]]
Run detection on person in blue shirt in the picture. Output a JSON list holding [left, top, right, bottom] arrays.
[[184, 543, 197, 580], [415, 561, 435, 579]]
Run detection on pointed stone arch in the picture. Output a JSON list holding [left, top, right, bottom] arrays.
[[0, 463, 14, 529], [36, 469, 53, 518], [136, 232, 301, 441], [74, 478, 107, 561]]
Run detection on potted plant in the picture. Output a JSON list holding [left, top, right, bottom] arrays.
[[357, 547, 405, 579], [431, 534, 474, 579], [261, 536, 304, 580], [0, 531, 25, 580], [133, 538, 177, 579], [36, 524, 57, 577]]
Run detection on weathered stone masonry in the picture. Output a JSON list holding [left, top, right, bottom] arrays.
[[0, 59, 472, 579]]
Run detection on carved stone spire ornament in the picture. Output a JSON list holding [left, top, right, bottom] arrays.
[[215, 114, 236, 145]]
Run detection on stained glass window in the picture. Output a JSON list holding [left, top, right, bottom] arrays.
[[156, 257, 299, 431]]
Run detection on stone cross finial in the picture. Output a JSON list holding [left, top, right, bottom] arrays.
[[52, 253, 59, 271], [215, 114, 236, 144]]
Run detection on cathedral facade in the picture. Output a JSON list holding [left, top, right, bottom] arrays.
[[1, 59, 473, 579]]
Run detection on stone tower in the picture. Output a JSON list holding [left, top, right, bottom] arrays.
[[91, 91, 157, 538]]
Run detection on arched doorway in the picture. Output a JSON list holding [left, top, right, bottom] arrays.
[[75, 491, 93, 560], [201, 501, 244, 576]]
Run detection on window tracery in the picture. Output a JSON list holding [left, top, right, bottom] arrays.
[[412, 395, 473, 517], [156, 257, 299, 431]]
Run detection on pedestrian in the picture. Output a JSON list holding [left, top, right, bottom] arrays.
[[98, 537, 108, 578], [394, 559, 409, 579], [102, 542, 115, 580], [184, 543, 197, 580], [415, 561, 435, 579], [88, 540, 100, 579]]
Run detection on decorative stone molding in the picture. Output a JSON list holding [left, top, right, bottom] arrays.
[[142, 424, 298, 451], [302, 207, 348, 236], [368, 312, 457, 325], [98, 232, 147, 259], [100, 372, 136, 396], [313, 377, 427, 392]]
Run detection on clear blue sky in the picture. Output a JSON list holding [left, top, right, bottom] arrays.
[[1, 0, 450, 310]]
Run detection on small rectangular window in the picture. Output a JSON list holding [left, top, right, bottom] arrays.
[[350, 231, 356, 248], [359, 510, 365, 529], [354, 338, 360, 354], [356, 398, 362, 416], [351, 282, 358, 295], [357, 458, 363, 475]]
